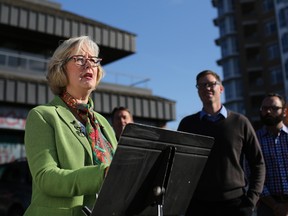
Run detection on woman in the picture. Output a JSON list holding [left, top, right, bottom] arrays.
[[24, 36, 117, 216]]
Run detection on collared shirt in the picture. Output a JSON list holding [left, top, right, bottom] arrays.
[[256, 124, 288, 196], [200, 105, 228, 122]]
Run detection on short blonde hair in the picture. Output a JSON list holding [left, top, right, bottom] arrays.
[[47, 35, 104, 95]]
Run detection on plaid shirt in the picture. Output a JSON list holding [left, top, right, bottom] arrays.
[[256, 125, 288, 196]]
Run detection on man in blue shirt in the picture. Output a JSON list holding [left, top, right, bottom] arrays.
[[178, 70, 265, 216], [257, 93, 288, 216]]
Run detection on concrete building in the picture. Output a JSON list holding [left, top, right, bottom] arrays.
[[0, 0, 176, 164], [212, 0, 288, 129]]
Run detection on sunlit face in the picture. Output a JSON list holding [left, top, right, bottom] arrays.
[[197, 74, 223, 105], [65, 47, 99, 96], [112, 110, 133, 139]]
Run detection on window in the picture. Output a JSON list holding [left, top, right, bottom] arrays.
[[223, 58, 240, 78], [0, 130, 25, 164], [270, 66, 283, 85], [263, 0, 274, 12], [264, 19, 277, 36], [219, 19, 227, 37], [282, 33, 288, 52], [244, 24, 258, 39], [242, 2, 256, 15], [249, 71, 264, 86], [218, 0, 235, 16], [221, 37, 238, 57], [225, 102, 245, 114], [285, 59, 288, 79], [218, 0, 224, 16], [219, 16, 236, 37], [278, 6, 288, 28], [225, 82, 233, 100], [221, 40, 228, 57], [246, 47, 261, 63], [224, 80, 243, 101], [267, 43, 280, 59], [277, 0, 288, 3], [235, 80, 243, 97], [0, 48, 48, 73]]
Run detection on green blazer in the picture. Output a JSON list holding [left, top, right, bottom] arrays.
[[24, 96, 117, 216]]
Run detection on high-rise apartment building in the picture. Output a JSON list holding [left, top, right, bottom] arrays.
[[212, 0, 288, 129]]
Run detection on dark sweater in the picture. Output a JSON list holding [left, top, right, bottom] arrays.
[[177, 111, 265, 206]]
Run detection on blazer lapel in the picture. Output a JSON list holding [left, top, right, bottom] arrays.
[[50, 96, 93, 161]]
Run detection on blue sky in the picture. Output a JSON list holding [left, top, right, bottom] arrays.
[[55, 0, 222, 129]]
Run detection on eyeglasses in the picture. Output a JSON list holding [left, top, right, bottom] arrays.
[[260, 106, 283, 112], [66, 55, 102, 67], [196, 81, 221, 89]]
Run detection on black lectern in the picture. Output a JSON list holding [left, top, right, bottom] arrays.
[[90, 123, 214, 216]]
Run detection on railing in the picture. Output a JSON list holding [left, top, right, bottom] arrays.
[[102, 71, 150, 88], [0, 50, 151, 88], [0, 50, 48, 74]]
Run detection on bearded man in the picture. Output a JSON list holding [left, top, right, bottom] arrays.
[[257, 93, 288, 216]]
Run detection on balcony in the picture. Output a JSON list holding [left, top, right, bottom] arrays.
[[0, 50, 151, 89], [0, 51, 48, 76]]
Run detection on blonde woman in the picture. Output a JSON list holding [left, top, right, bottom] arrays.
[[24, 36, 117, 216]]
